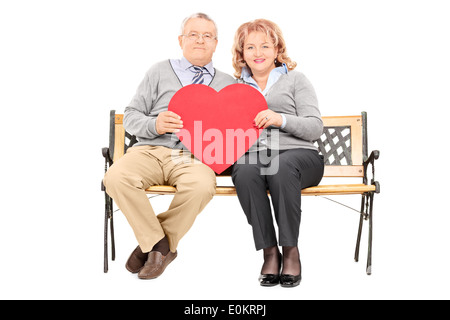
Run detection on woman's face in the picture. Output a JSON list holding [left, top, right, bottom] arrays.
[[243, 31, 278, 76]]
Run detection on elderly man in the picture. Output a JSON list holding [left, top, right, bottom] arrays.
[[103, 13, 234, 280]]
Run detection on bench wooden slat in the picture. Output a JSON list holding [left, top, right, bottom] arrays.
[[113, 114, 125, 161], [301, 184, 376, 195], [145, 183, 375, 196], [324, 165, 364, 177]]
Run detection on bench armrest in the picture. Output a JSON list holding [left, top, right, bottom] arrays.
[[364, 150, 379, 165], [363, 150, 380, 193], [101, 147, 113, 191], [102, 147, 112, 163]]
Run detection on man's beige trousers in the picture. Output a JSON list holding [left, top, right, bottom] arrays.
[[103, 145, 216, 253]]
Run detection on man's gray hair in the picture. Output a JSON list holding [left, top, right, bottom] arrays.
[[180, 13, 218, 38]]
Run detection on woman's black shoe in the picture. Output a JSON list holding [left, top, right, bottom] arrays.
[[280, 274, 302, 287], [259, 273, 280, 286], [280, 248, 301, 287], [259, 252, 282, 287]]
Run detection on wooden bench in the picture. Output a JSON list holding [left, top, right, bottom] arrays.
[[101, 110, 380, 274]]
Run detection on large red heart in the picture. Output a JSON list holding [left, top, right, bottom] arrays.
[[168, 83, 267, 174]]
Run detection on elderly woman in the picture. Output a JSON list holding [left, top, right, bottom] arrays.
[[231, 19, 324, 287]]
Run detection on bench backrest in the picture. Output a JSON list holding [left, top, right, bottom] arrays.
[[107, 110, 368, 178]]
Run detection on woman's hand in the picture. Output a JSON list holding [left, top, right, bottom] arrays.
[[254, 110, 283, 129]]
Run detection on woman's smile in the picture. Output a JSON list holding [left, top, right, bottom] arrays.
[[254, 59, 265, 64]]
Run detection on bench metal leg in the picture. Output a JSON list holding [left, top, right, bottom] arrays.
[[354, 195, 366, 262], [110, 199, 116, 262], [354, 192, 374, 275], [104, 203, 109, 273], [104, 193, 115, 273], [366, 192, 374, 275]]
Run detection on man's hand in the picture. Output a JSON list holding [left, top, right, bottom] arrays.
[[155, 111, 183, 135]]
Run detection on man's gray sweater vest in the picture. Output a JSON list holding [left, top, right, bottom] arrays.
[[124, 60, 235, 148]]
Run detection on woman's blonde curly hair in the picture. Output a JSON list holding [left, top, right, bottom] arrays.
[[232, 19, 297, 78]]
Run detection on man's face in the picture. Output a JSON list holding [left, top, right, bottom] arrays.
[[178, 18, 218, 67]]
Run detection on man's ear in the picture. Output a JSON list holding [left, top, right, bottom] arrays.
[[178, 35, 184, 48]]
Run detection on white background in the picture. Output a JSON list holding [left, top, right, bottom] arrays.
[[1, 0, 449, 300]]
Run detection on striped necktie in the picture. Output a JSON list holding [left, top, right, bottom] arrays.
[[190, 66, 206, 84]]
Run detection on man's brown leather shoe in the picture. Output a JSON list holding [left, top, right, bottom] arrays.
[[138, 250, 177, 279], [125, 246, 148, 273]]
